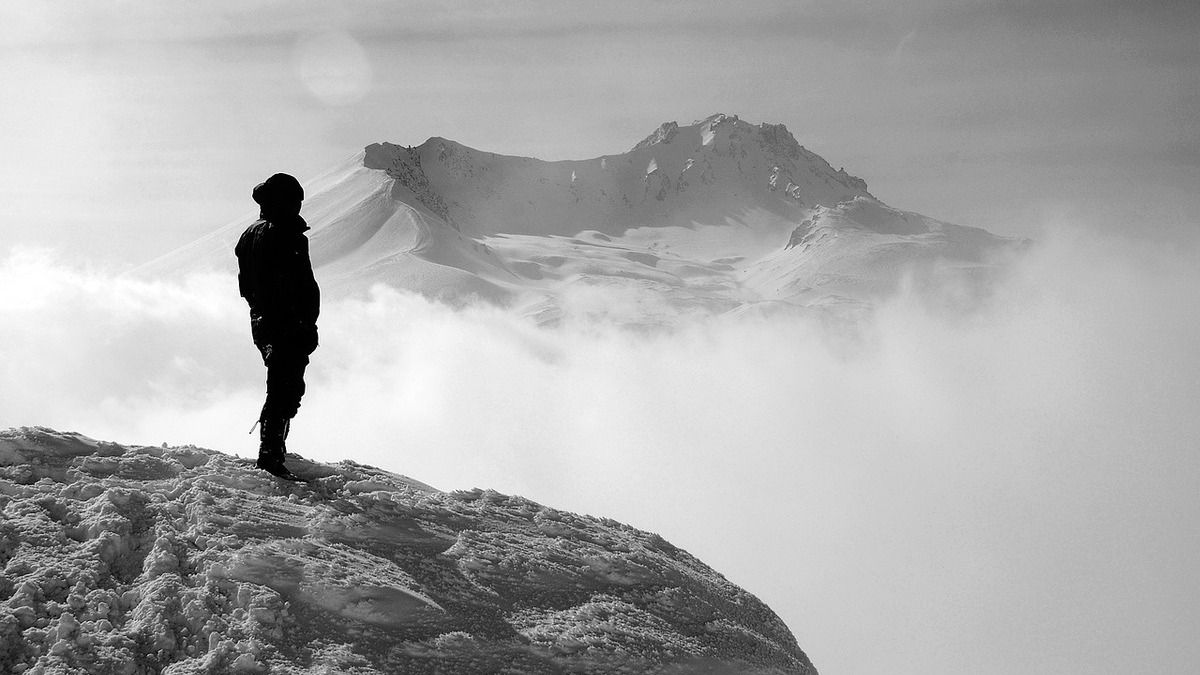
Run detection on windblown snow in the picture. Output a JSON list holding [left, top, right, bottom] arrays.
[[0, 427, 814, 674], [138, 114, 1022, 321]]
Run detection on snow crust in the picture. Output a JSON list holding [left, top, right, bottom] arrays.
[[0, 427, 814, 674]]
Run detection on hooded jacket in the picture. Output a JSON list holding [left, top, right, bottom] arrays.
[[235, 214, 320, 353]]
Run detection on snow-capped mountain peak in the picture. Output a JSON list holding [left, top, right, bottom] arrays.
[[136, 114, 1023, 322]]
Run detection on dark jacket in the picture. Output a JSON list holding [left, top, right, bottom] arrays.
[[235, 216, 320, 354]]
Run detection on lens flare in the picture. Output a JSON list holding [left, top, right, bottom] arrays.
[[293, 30, 373, 106]]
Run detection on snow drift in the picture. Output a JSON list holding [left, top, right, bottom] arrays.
[[0, 427, 815, 674]]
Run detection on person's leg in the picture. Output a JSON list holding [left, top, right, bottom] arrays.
[[258, 348, 309, 466], [265, 349, 309, 421]]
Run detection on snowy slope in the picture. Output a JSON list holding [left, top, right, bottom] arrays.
[[136, 114, 1022, 319], [741, 196, 1025, 307], [0, 427, 815, 675], [137, 152, 514, 304]]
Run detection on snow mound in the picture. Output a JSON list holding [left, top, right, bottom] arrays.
[[0, 427, 815, 674]]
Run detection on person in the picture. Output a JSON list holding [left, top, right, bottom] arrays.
[[235, 173, 320, 480]]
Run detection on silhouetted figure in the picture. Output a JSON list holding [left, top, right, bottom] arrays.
[[235, 173, 319, 480]]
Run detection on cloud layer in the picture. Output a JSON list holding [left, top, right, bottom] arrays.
[[2, 228, 1198, 674]]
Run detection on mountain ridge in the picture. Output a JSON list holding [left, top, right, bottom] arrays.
[[136, 114, 1022, 321]]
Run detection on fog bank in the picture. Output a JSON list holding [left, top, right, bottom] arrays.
[[2, 226, 1198, 674]]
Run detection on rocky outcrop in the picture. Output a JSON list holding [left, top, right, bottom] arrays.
[[364, 142, 451, 223], [0, 428, 816, 675], [631, 121, 681, 152]]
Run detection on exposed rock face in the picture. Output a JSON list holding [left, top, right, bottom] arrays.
[[632, 121, 681, 152], [0, 428, 816, 674], [363, 142, 452, 223]]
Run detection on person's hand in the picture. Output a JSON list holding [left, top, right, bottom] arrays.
[[296, 323, 318, 355], [251, 315, 274, 359]]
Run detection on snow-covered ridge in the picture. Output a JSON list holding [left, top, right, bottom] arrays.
[[632, 121, 680, 151], [362, 141, 451, 224], [376, 113, 876, 240], [135, 113, 1023, 321], [0, 427, 815, 674]]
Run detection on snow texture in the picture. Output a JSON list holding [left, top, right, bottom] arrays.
[[0, 427, 814, 674]]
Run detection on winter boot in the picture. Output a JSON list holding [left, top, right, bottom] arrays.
[[256, 417, 303, 481]]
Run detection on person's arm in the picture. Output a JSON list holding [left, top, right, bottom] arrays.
[[294, 234, 320, 326], [234, 227, 257, 311]]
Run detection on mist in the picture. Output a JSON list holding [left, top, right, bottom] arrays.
[[2, 225, 1198, 674]]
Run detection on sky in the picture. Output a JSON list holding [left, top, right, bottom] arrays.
[[1, 0, 1197, 265], [2, 2, 1200, 674]]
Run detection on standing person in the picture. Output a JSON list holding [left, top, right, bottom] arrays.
[[235, 173, 320, 480]]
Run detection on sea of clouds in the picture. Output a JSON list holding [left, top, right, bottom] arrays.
[[2, 225, 1198, 675]]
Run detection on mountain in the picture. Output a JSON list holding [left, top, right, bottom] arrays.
[[0, 427, 815, 674], [138, 114, 1022, 320]]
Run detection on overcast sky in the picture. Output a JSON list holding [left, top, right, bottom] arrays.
[[2, 3, 1199, 674], [1, 0, 1197, 265]]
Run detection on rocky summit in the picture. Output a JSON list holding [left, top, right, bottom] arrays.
[[0, 427, 815, 674]]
